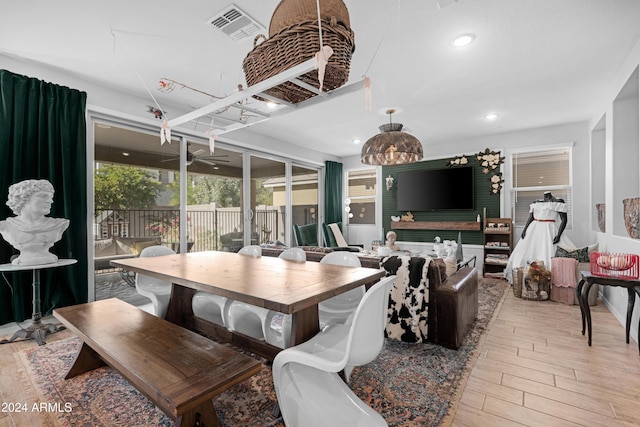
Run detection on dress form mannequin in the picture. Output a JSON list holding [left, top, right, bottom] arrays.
[[0, 180, 69, 266], [505, 191, 574, 283]]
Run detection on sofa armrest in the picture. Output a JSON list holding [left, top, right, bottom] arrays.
[[432, 266, 479, 349]]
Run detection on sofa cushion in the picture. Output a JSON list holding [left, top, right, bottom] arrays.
[[95, 239, 117, 257], [115, 237, 161, 255], [132, 240, 161, 255]]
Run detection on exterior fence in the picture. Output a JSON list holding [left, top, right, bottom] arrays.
[[94, 207, 281, 252]]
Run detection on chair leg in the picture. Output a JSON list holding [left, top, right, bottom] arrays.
[[342, 366, 353, 383]]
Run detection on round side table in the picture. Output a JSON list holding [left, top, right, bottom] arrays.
[[0, 259, 77, 346]]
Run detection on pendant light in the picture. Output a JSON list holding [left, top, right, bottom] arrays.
[[360, 109, 423, 165]]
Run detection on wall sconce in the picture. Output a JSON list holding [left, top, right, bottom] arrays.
[[385, 175, 394, 191]]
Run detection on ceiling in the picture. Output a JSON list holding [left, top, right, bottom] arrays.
[[3, 0, 640, 159]]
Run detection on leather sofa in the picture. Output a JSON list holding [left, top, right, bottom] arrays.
[[261, 247, 478, 349], [427, 259, 478, 350]]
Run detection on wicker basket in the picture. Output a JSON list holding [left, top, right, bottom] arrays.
[[269, 0, 351, 37], [242, 18, 355, 104], [512, 267, 523, 298]]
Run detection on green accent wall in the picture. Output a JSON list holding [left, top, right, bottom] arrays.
[[382, 159, 500, 245]]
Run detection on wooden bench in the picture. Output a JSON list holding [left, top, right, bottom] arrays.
[[53, 298, 262, 427]]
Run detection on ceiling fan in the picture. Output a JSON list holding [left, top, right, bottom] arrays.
[[161, 144, 230, 167]]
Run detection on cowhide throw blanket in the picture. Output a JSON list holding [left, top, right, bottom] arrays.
[[380, 255, 431, 343]]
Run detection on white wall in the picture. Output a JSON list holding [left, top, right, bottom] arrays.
[[587, 36, 640, 344]]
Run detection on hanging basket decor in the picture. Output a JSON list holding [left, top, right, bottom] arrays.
[[268, 0, 351, 37], [242, 0, 355, 104]]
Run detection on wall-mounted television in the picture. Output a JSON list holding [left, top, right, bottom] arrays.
[[396, 166, 474, 211]]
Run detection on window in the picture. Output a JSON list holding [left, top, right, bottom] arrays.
[[510, 148, 572, 227], [346, 169, 376, 225]]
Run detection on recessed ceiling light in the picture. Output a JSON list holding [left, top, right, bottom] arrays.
[[352, 139, 361, 144], [451, 33, 475, 48], [266, 101, 278, 109], [484, 112, 501, 121]]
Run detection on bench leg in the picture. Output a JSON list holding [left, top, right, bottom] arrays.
[[65, 342, 107, 379], [175, 400, 221, 427]]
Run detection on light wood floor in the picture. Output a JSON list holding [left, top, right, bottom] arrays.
[[452, 290, 640, 427], [1, 292, 638, 427]]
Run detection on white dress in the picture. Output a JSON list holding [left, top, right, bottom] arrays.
[[505, 201, 575, 283]]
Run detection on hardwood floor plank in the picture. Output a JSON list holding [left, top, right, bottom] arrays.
[[482, 395, 582, 427], [523, 392, 630, 427], [501, 374, 614, 417], [452, 401, 525, 427], [484, 348, 576, 379], [555, 375, 640, 407], [474, 357, 556, 386], [453, 291, 640, 426], [464, 376, 524, 405], [457, 389, 486, 410]]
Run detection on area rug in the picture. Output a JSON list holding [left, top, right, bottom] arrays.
[[20, 278, 508, 427]]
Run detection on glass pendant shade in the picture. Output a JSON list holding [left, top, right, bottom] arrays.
[[361, 114, 423, 165]]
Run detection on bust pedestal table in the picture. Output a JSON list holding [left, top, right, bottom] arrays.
[[0, 259, 77, 346]]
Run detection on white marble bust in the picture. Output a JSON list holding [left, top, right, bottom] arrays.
[[0, 179, 69, 266], [386, 230, 400, 251]]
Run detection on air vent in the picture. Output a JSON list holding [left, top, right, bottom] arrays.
[[207, 4, 265, 42]]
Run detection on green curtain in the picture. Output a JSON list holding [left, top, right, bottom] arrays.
[[0, 69, 88, 325], [324, 160, 343, 225]]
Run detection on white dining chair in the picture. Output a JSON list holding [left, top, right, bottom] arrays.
[[264, 247, 307, 348], [318, 251, 365, 328], [239, 244, 262, 256], [272, 276, 394, 427], [225, 245, 271, 340], [192, 245, 262, 328], [134, 245, 176, 318]]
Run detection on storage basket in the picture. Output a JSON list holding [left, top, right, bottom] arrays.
[[590, 252, 639, 279], [269, 0, 351, 37], [242, 18, 355, 104], [521, 276, 550, 301], [512, 267, 523, 298]]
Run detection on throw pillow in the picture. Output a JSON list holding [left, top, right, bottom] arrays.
[[555, 246, 589, 262], [444, 256, 457, 277]]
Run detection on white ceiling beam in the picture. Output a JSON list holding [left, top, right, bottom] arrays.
[[168, 58, 317, 128]]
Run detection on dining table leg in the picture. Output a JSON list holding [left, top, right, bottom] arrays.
[[288, 304, 320, 348], [165, 283, 196, 328]]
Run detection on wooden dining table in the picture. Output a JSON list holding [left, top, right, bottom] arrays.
[[111, 251, 386, 359]]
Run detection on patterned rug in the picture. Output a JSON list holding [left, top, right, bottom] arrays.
[[20, 278, 509, 427]]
